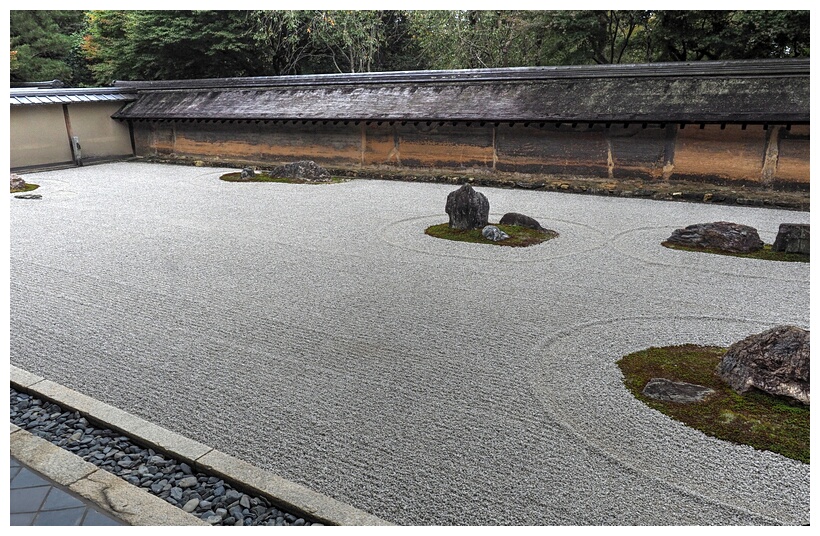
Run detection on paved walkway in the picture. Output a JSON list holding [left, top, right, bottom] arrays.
[[10, 456, 123, 526], [9, 163, 810, 525]]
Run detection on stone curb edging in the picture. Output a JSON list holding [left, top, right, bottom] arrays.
[[10, 365, 393, 527], [10, 423, 208, 526]]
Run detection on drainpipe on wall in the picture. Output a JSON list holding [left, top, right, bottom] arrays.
[[62, 104, 83, 166]]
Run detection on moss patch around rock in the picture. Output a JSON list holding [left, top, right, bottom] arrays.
[[425, 223, 558, 248], [11, 183, 40, 194], [661, 242, 808, 263], [617, 344, 809, 464]]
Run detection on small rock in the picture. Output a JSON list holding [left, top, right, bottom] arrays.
[[482, 225, 510, 242], [239, 495, 251, 509], [15, 194, 42, 199], [178, 475, 198, 489]]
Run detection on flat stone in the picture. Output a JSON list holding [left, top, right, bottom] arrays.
[[642, 378, 715, 403], [665, 221, 763, 253]]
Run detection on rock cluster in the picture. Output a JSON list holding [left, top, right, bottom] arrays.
[[716, 325, 810, 405], [10, 388, 317, 526], [665, 221, 763, 253], [773, 223, 809, 255], [270, 160, 330, 182], [445, 184, 489, 230]]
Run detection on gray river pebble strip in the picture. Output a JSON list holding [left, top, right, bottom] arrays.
[[10, 388, 318, 526], [10, 163, 810, 525]]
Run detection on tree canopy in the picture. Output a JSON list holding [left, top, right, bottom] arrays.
[[9, 10, 810, 86]]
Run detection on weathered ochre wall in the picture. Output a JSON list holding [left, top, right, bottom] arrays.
[[131, 120, 809, 187], [775, 126, 810, 186]]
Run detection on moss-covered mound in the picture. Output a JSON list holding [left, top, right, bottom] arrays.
[[425, 223, 558, 248], [661, 242, 808, 263], [11, 183, 39, 194], [617, 344, 809, 463], [220, 171, 346, 184]]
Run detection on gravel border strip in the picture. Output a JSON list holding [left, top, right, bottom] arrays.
[[10, 365, 392, 527]]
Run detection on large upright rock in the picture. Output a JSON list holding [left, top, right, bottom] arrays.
[[773, 223, 809, 255], [445, 184, 489, 230], [717, 325, 810, 405], [665, 221, 763, 253]]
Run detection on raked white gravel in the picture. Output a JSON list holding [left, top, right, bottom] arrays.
[[9, 162, 809, 525]]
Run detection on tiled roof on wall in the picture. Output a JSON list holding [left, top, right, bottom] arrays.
[[10, 87, 137, 107], [111, 59, 809, 125]]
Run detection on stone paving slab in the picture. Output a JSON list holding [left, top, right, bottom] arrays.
[[9, 162, 810, 525]]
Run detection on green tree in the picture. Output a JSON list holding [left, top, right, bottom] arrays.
[[649, 11, 809, 62], [249, 11, 318, 75], [83, 10, 272, 83], [10, 10, 87, 84], [306, 10, 396, 73]]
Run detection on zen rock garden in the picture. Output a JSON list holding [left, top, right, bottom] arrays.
[[431, 183, 558, 247]]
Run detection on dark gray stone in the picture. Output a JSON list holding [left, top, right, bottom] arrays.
[[482, 225, 510, 242], [665, 221, 763, 253], [445, 184, 490, 230], [641, 378, 715, 403], [717, 325, 810, 405], [239, 167, 256, 180], [178, 475, 198, 488], [499, 212, 545, 231], [15, 194, 42, 200], [772, 223, 809, 255], [270, 160, 330, 182]]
